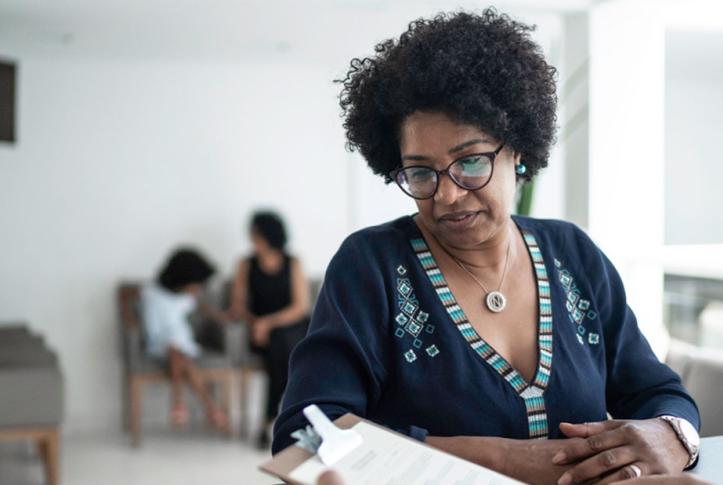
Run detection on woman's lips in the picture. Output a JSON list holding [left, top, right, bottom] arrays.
[[438, 210, 482, 229]]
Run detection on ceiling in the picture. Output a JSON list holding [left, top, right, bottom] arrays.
[[0, 0, 596, 63]]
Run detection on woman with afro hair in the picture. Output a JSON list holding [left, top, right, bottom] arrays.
[[273, 9, 700, 484]]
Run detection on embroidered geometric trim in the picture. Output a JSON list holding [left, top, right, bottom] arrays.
[[395, 264, 440, 362], [553, 257, 600, 347]]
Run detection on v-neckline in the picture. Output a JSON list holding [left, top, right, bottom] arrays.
[[406, 216, 554, 396]]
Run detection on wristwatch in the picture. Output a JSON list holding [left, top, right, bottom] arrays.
[[658, 415, 700, 468]]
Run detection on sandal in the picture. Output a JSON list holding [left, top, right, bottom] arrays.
[[170, 404, 189, 428], [207, 408, 231, 434]]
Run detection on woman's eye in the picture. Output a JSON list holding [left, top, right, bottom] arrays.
[[410, 170, 433, 182], [459, 157, 486, 173]]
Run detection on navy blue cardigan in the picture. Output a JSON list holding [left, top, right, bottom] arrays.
[[272, 215, 699, 454]]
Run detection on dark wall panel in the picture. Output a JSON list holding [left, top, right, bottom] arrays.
[[0, 62, 16, 143]]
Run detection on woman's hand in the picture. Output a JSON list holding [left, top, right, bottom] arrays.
[[226, 304, 242, 321], [553, 419, 690, 485], [427, 435, 573, 485], [317, 469, 346, 485], [251, 317, 274, 347], [498, 437, 576, 484]]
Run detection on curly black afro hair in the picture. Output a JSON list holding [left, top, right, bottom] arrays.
[[338, 9, 558, 183], [158, 248, 215, 292]]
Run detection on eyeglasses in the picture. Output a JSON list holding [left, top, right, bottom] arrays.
[[391, 145, 504, 200]]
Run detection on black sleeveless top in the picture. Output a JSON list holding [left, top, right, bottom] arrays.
[[248, 254, 293, 317]]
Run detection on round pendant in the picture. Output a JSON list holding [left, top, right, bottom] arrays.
[[486, 291, 507, 313]]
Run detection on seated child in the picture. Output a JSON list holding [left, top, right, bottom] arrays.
[[141, 248, 229, 432]]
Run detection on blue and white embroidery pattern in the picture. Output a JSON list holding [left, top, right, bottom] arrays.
[[554, 258, 600, 346], [395, 265, 439, 362]]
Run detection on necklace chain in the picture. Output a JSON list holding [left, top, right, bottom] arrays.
[[450, 239, 512, 294], [420, 220, 513, 313]]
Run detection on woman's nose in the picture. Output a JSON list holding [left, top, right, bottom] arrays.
[[433, 172, 466, 205]]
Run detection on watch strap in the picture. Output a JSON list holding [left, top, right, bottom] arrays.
[[658, 415, 699, 469]]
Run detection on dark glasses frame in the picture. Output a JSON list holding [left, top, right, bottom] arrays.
[[390, 144, 504, 200]]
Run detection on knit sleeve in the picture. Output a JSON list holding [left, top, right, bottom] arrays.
[[271, 233, 396, 454], [572, 229, 701, 429]]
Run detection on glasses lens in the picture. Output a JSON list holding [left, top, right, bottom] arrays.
[[449, 155, 493, 189], [397, 167, 437, 199]]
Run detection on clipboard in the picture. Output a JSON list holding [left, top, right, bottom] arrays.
[[260, 412, 524, 485], [259, 413, 367, 485]]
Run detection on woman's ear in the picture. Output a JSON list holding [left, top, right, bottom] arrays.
[[512, 150, 522, 166]]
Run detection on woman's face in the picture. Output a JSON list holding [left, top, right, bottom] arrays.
[[398, 111, 520, 250], [250, 229, 271, 255], [182, 283, 202, 296]]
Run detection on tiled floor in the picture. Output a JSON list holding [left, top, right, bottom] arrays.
[[0, 428, 279, 485]]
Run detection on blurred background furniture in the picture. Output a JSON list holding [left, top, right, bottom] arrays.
[[664, 273, 723, 349], [222, 278, 324, 438], [218, 279, 263, 439], [667, 338, 723, 437], [117, 283, 241, 446], [0, 323, 64, 485]]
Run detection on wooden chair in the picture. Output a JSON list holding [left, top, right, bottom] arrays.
[[667, 338, 723, 437], [230, 277, 323, 437], [235, 326, 264, 438], [0, 324, 63, 485], [217, 279, 263, 437], [118, 283, 241, 446], [0, 428, 59, 485]]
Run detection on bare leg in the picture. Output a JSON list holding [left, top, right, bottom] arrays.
[[168, 348, 189, 426], [169, 348, 229, 432], [168, 348, 185, 407]]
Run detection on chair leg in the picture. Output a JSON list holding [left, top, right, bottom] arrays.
[[122, 372, 130, 431], [239, 368, 249, 439], [222, 372, 233, 436], [129, 376, 142, 447], [38, 428, 59, 485]]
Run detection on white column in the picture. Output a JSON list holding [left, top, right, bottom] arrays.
[[560, 11, 589, 229], [588, 0, 667, 356]]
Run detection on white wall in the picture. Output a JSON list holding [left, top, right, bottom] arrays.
[[0, 59, 362, 431], [0, 6, 567, 433]]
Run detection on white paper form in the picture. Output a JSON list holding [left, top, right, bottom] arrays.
[[289, 421, 523, 485]]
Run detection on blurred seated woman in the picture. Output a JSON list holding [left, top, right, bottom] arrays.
[[229, 211, 310, 447], [273, 10, 701, 485], [141, 248, 230, 432]]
